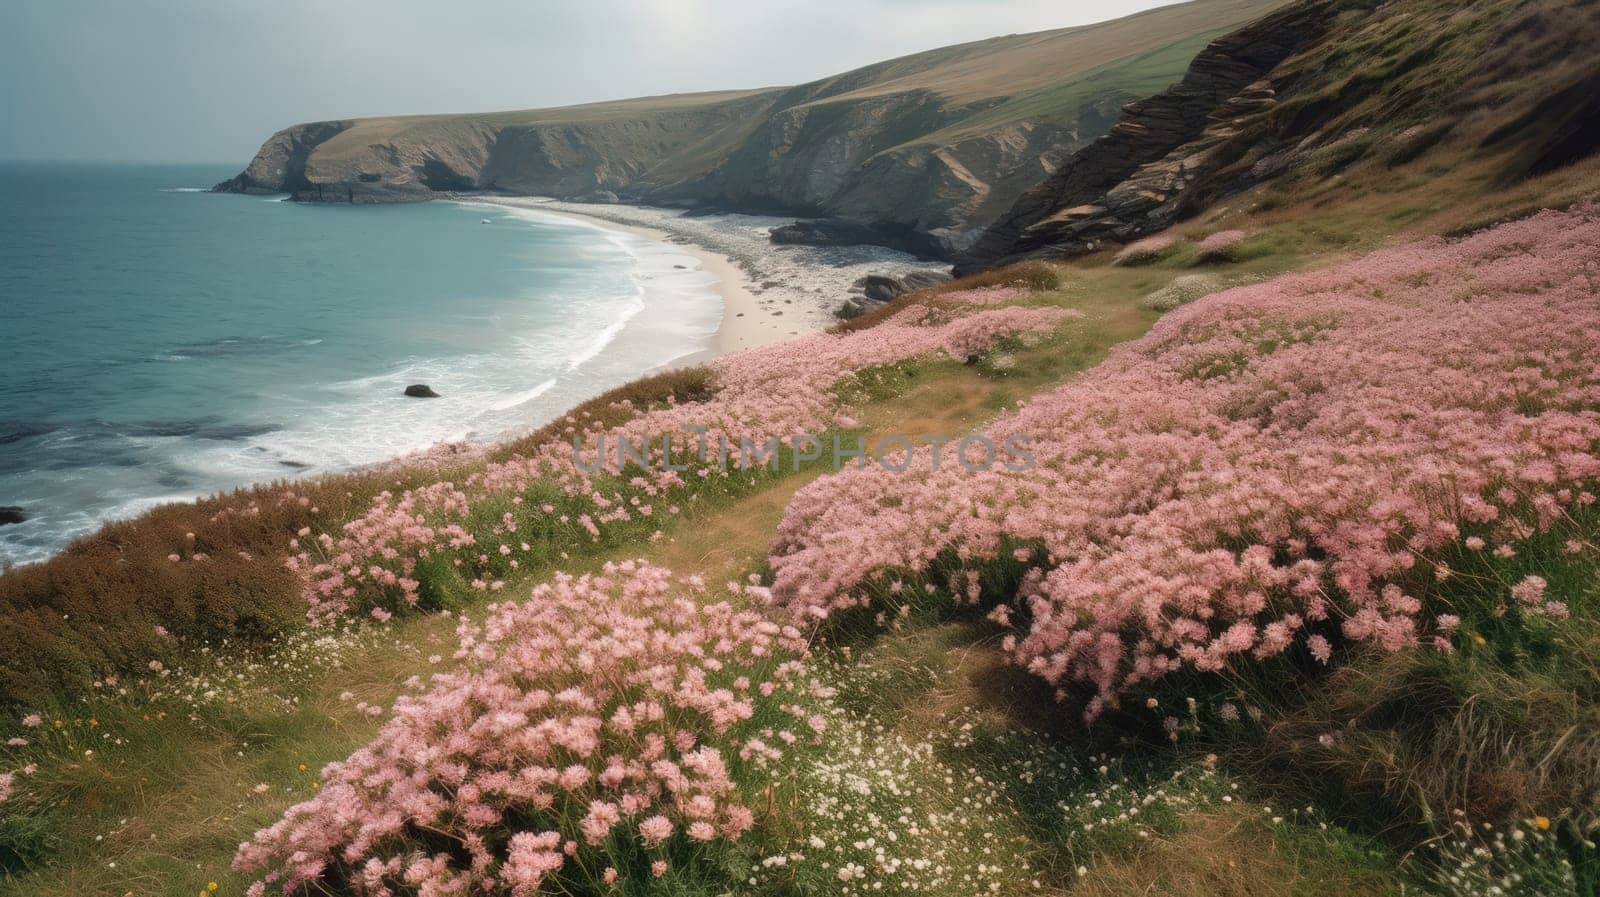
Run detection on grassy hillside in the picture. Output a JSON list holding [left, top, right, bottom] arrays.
[[968, 0, 1600, 267], [6, 176, 1600, 894], [771, 0, 1278, 109], [912, 26, 1237, 146]]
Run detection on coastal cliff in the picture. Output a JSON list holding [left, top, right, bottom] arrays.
[[216, 0, 1283, 258], [958, 0, 1344, 268], [961, 0, 1600, 269]]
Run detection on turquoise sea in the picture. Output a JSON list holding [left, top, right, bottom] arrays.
[[0, 163, 721, 565]]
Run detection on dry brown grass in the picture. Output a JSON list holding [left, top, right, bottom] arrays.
[[486, 365, 716, 461], [1245, 643, 1600, 835], [1073, 805, 1403, 897], [0, 470, 416, 707], [645, 474, 819, 586]]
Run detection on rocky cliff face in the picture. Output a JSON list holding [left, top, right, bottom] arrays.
[[961, 0, 1600, 270], [215, 119, 354, 197], [217, 93, 785, 205], [216, 0, 1284, 258], [958, 0, 1352, 269]]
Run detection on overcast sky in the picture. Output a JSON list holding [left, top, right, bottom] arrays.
[[1, 0, 1182, 164]]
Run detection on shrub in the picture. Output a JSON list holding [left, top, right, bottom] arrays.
[[0, 797, 60, 873], [1226, 513, 1600, 834], [1192, 229, 1250, 263], [1419, 816, 1593, 897], [0, 486, 325, 706], [1308, 131, 1373, 176], [943, 260, 1063, 293], [1139, 274, 1225, 311], [1385, 120, 1453, 167], [1113, 234, 1178, 266], [233, 561, 816, 896], [768, 205, 1600, 726]]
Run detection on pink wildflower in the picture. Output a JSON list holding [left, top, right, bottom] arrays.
[[235, 563, 807, 895], [639, 815, 673, 846], [769, 206, 1600, 715], [1510, 575, 1547, 605]]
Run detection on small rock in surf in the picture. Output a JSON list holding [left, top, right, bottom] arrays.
[[404, 384, 441, 398]]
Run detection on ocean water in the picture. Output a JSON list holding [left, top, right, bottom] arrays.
[[0, 163, 721, 565]]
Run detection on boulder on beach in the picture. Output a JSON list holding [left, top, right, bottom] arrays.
[[899, 270, 952, 291], [404, 384, 441, 398], [835, 269, 954, 319], [769, 219, 883, 247], [858, 274, 904, 303], [0, 506, 27, 526]]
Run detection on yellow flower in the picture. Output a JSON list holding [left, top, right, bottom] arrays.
[[1471, 633, 1487, 646], [297, 763, 307, 772], [1534, 815, 1551, 831], [208, 883, 219, 892]]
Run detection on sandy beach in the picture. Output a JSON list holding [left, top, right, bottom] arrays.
[[535, 209, 796, 355], [469, 196, 948, 361]]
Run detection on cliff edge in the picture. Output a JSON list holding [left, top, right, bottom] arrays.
[[216, 0, 1284, 258]]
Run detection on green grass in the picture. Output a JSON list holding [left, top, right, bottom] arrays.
[[4, 223, 1598, 897], [799, 616, 1412, 897], [908, 27, 1235, 149]]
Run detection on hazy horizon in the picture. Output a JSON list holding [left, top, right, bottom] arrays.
[[2, 0, 1186, 165]]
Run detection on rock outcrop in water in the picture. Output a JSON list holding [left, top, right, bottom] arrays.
[[0, 507, 27, 526], [403, 384, 441, 399], [216, 0, 1284, 259]]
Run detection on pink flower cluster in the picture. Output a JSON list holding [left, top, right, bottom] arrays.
[[236, 561, 816, 895], [1113, 233, 1177, 265], [770, 206, 1600, 717], [948, 286, 1029, 306], [1194, 229, 1248, 260], [295, 297, 1073, 622]]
